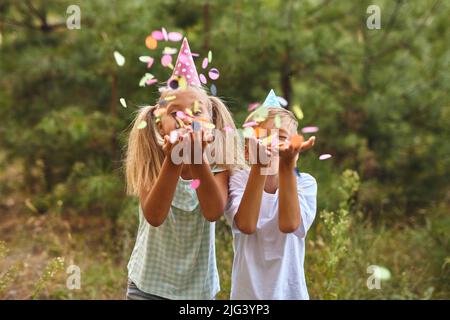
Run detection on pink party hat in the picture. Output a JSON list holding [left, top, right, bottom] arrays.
[[169, 37, 201, 87]]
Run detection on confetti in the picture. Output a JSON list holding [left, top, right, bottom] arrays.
[[176, 111, 186, 119], [319, 154, 332, 160], [168, 32, 183, 42], [199, 74, 207, 84], [202, 58, 209, 69], [208, 50, 212, 63], [139, 73, 154, 87], [210, 84, 217, 96], [243, 127, 254, 138], [260, 135, 273, 146], [151, 30, 164, 41], [161, 54, 173, 67], [274, 115, 281, 128], [178, 76, 187, 89], [169, 130, 179, 144], [208, 68, 220, 80], [145, 35, 158, 50], [137, 120, 147, 129], [248, 102, 260, 112], [119, 98, 127, 108], [290, 134, 304, 148], [252, 106, 269, 122], [146, 79, 158, 86], [152, 28, 182, 42], [292, 104, 304, 120], [185, 109, 193, 117], [113, 51, 125, 66], [243, 121, 258, 128], [301, 126, 319, 133], [190, 179, 201, 190], [139, 56, 152, 63], [277, 96, 288, 107], [223, 126, 233, 132], [203, 122, 216, 129], [165, 95, 176, 101], [163, 47, 178, 55], [162, 27, 168, 41], [193, 100, 200, 113]]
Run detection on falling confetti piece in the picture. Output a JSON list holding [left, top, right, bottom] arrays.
[[169, 130, 179, 144], [202, 57, 209, 69], [243, 127, 254, 138], [292, 104, 304, 120], [208, 68, 220, 80], [203, 122, 216, 129], [210, 84, 217, 96], [163, 47, 178, 55], [301, 126, 319, 133], [248, 102, 260, 112], [145, 35, 158, 50], [119, 98, 127, 108], [139, 73, 154, 87], [193, 100, 200, 113], [137, 120, 147, 129], [161, 54, 173, 67], [151, 30, 164, 41], [290, 134, 304, 148], [176, 111, 186, 119], [260, 135, 273, 146], [223, 126, 233, 132], [185, 109, 193, 117], [191, 52, 200, 57], [165, 95, 176, 101], [139, 56, 152, 63], [243, 121, 258, 128], [274, 115, 281, 128], [208, 50, 212, 63], [178, 76, 187, 89], [113, 51, 125, 66], [319, 154, 332, 160], [277, 96, 288, 107], [162, 27, 168, 41], [190, 179, 201, 190], [199, 74, 207, 84], [146, 79, 158, 86], [168, 32, 183, 42]]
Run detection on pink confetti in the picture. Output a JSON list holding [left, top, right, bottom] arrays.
[[169, 130, 179, 144], [176, 111, 186, 119], [208, 68, 220, 80], [146, 57, 155, 69], [248, 102, 260, 111], [223, 126, 233, 132], [161, 54, 172, 67], [199, 74, 207, 84], [168, 32, 183, 42], [202, 58, 209, 69], [243, 121, 258, 128], [191, 52, 200, 57], [190, 179, 201, 190], [146, 79, 158, 86], [319, 154, 332, 160], [151, 30, 164, 41], [301, 126, 319, 134]]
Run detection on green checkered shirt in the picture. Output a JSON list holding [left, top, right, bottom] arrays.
[[127, 172, 222, 300]]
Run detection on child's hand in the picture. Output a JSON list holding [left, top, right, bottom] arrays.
[[279, 135, 316, 167], [162, 129, 188, 160], [188, 128, 213, 164], [247, 136, 272, 167]]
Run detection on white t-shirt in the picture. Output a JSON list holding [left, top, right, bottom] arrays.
[[225, 169, 317, 300]]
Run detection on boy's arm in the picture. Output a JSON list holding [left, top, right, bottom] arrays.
[[234, 164, 267, 234]]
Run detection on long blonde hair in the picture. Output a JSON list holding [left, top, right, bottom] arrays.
[[125, 86, 243, 196]]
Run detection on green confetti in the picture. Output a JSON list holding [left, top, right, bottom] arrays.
[[208, 50, 212, 63], [292, 104, 304, 120], [274, 115, 281, 128], [119, 98, 127, 108], [137, 120, 147, 129]]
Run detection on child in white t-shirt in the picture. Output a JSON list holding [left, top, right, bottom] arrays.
[[225, 92, 317, 300]]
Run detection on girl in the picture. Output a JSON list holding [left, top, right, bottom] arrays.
[[125, 38, 242, 300], [225, 89, 317, 300]]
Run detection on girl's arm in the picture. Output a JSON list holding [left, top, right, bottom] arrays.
[[140, 136, 183, 227], [278, 135, 315, 233], [190, 156, 229, 222]]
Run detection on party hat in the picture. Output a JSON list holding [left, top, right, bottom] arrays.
[[262, 89, 282, 108], [169, 37, 201, 87]]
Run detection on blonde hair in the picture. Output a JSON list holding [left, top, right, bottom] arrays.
[[245, 106, 299, 135], [125, 86, 243, 196]]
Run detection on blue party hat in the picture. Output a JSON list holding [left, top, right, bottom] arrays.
[[262, 89, 282, 108]]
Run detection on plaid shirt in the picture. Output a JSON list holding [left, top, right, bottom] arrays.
[[127, 170, 223, 300]]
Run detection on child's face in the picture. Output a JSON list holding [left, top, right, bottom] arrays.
[[156, 91, 209, 136]]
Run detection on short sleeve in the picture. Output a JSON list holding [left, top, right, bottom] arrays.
[[224, 169, 249, 234], [293, 173, 317, 238]]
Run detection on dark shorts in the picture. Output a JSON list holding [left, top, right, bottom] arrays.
[[126, 279, 169, 300]]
